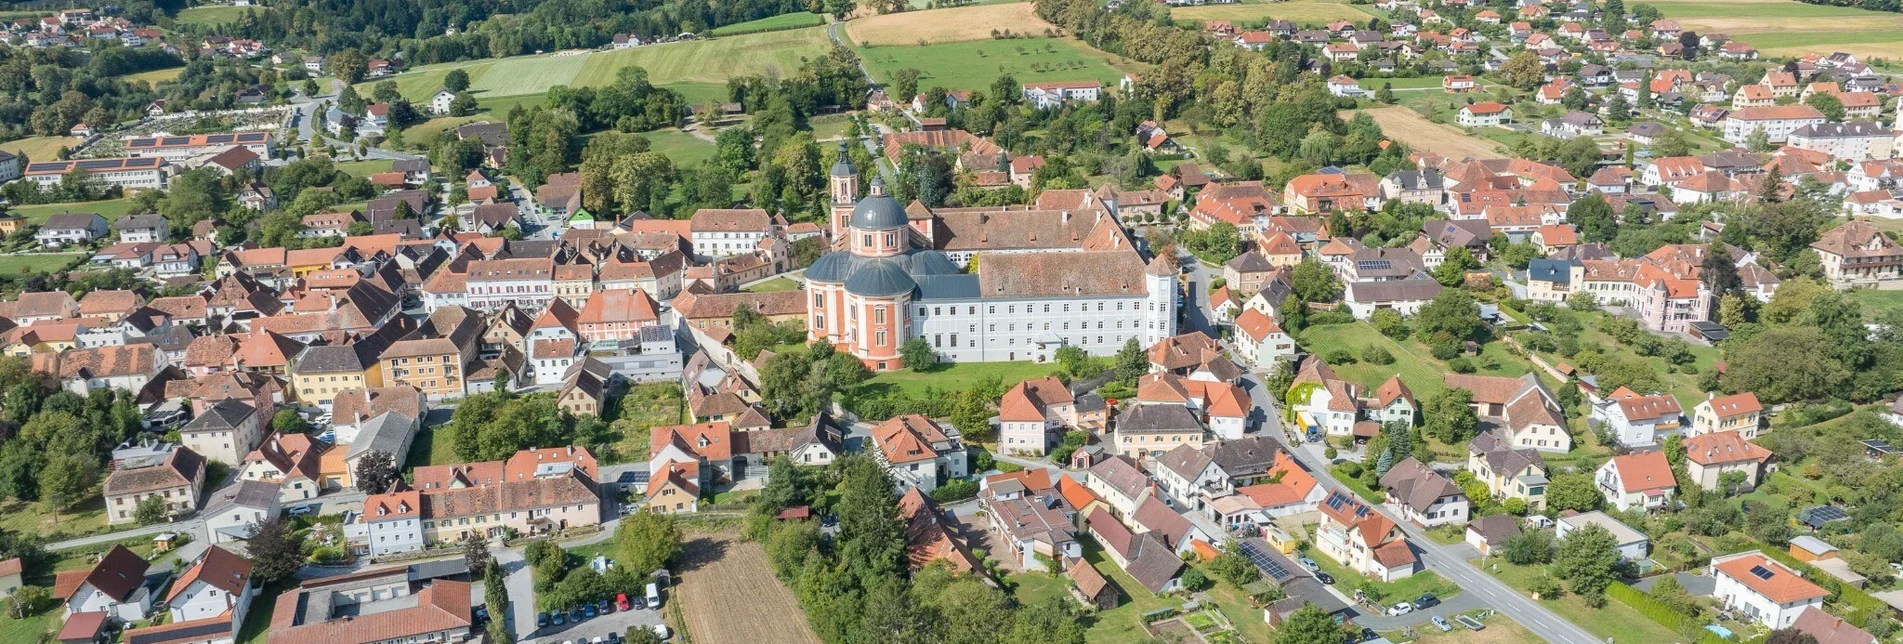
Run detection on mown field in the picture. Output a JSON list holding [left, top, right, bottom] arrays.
[[1648, 0, 1903, 60], [361, 28, 831, 103], [857, 37, 1132, 92], [710, 11, 825, 36], [0, 254, 85, 275], [845, 3, 1054, 46], [174, 5, 255, 26], [0, 136, 78, 162], [675, 533, 823, 644], [9, 197, 141, 225], [1174, 0, 1381, 25], [1346, 106, 1508, 160], [120, 66, 187, 86]]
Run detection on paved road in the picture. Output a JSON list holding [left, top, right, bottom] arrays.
[[50, 517, 208, 551]]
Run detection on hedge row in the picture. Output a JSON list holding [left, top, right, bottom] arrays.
[[1607, 582, 1731, 644]]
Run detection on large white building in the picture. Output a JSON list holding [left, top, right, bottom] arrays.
[[688, 208, 776, 258], [462, 258, 554, 311], [1788, 121, 1894, 161], [124, 131, 274, 161], [1022, 81, 1102, 109], [804, 151, 1175, 370], [1724, 105, 1828, 144], [1711, 552, 1828, 629], [24, 157, 168, 191]]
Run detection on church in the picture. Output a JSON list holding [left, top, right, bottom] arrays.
[[805, 144, 1179, 370]]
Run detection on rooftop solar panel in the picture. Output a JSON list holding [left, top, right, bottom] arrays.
[[207, 133, 234, 143], [160, 136, 189, 145], [1748, 565, 1774, 580], [1238, 540, 1297, 582]]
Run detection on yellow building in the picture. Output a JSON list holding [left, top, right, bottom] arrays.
[[2, 322, 81, 356], [553, 263, 595, 309], [290, 343, 384, 407]]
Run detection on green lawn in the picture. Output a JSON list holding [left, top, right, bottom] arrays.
[[0, 253, 84, 276], [364, 28, 831, 104], [1173, 0, 1380, 24], [1298, 321, 1537, 399], [8, 197, 142, 225], [861, 360, 1060, 398], [810, 114, 854, 141], [121, 66, 186, 86], [1482, 559, 1683, 644], [333, 159, 394, 178], [856, 37, 1127, 93], [710, 11, 825, 36], [0, 611, 58, 643], [1650, 0, 1903, 59], [742, 277, 801, 293], [1507, 310, 1717, 404], [643, 129, 718, 167], [0, 136, 80, 163], [1357, 76, 1450, 90], [0, 498, 109, 542], [1850, 289, 1903, 320], [404, 424, 461, 468], [1330, 465, 1386, 503], [175, 5, 256, 26], [607, 382, 686, 464], [237, 580, 295, 644]]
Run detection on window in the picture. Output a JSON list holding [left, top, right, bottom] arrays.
[[874, 307, 886, 324], [875, 330, 887, 346]]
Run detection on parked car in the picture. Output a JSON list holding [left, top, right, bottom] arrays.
[[616, 593, 630, 611], [570, 607, 585, 622], [652, 625, 673, 639], [552, 611, 566, 626], [1297, 557, 1320, 572], [1386, 602, 1414, 617], [582, 604, 598, 619], [1412, 593, 1439, 610], [1315, 572, 1333, 585], [632, 596, 647, 610], [537, 612, 550, 628], [1432, 616, 1453, 632]]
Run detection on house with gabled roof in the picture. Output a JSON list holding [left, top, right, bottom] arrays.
[[998, 376, 1076, 457], [1683, 430, 1771, 491], [1595, 451, 1676, 512], [1592, 386, 1683, 447], [1711, 551, 1828, 629], [900, 487, 982, 574], [866, 414, 966, 494], [1445, 373, 1571, 452], [1379, 458, 1468, 527], [1085, 455, 1157, 519], [1691, 392, 1764, 438], [1315, 489, 1418, 581], [1468, 432, 1548, 510], [1232, 307, 1293, 371], [984, 487, 1080, 571], [56, 545, 159, 621], [1084, 508, 1182, 594]]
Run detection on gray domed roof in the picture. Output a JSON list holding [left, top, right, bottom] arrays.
[[844, 258, 916, 297], [898, 250, 960, 276], [804, 250, 858, 284], [851, 177, 908, 230]]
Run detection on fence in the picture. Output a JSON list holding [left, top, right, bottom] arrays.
[[1606, 582, 1737, 644]]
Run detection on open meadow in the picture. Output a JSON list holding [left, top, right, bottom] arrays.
[[120, 66, 186, 86], [0, 136, 78, 162], [362, 28, 830, 104], [174, 5, 255, 27], [711, 11, 825, 36], [845, 3, 1054, 45], [1646, 0, 1903, 60], [857, 37, 1134, 92], [1174, 0, 1381, 25], [1346, 106, 1507, 160], [8, 197, 141, 225]]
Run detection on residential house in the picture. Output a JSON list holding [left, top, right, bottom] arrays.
[[1690, 392, 1764, 438], [867, 415, 967, 494], [1085, 508, 1183, 594], [1724, 105, 1828, 145], [1458, 101, 1513, 127], [983, 490, 1080, 571], [1467, 432, 1548, 510], [1114, 403, 1206, 459], [1379, 458, 1469, 527], [178, 398, 264, 467], [200, 480, 282, 544], [1232, 308, 1293, 371], [1591, 386, 1683, 447], [1812, 221, 1903, 288], [1683, 430, 1772, 492], [1314, 490, 1419, 581], [1710, 551, 1828, 629], [37, 212, 109, 247], [54, 545, 156, 621], [1594, 451, 1676, 512], [998, 376, 1076, 457]]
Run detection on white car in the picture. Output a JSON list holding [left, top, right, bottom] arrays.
[[1386, 602, 1414, 617], [652, 625, 673, 639]]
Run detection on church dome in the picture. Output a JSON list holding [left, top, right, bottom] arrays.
[[844, 257, 916, 297], [850, 177, 908, 230], [899, 250, 960, 276]]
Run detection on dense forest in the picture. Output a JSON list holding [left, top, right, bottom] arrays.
[[208, 0, 812, 63]]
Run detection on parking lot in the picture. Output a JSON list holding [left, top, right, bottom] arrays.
[[524, 599, 666, 644]]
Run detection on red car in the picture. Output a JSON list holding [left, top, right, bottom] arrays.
[[615, 593, 630, 612]]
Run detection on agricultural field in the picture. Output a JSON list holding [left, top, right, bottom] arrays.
[[120, 66, 186, 86], [8, 197, 142, 225], [1174, 0, 1381, 25], [857, 37, 1132, 93], [1647, 0, 1903, 60], [0, 136, 79, 162], [710, 11, 825, 36], [174, 5, 255, 27], [674, 533, 823, 644], [845, 3, 1054, 46], [1346, 106, 1508, 160], [362, 28, 830, 104], [0, 253, 84, 275]]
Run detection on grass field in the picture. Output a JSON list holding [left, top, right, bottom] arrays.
[[711, 11, 825, 36], [1851, 289, 1903, 320], [643, 129, 718, 166], [363, 28, 830, 104], [1507, 309, 1717, 405], [333, 159, 394, 178], [1648, 0, 1903, 60], [403, 424, 461, 467], [0, 611, 58, 644], [9, 197, 142, 225], [1010, 539, 1276, 643], [845, 3, 1054, 46], [0, 253, 84, 275], [742, 276, 801, 292], [174, 5, 255, 27], [1298, 322, 1537, 399], [121, 66, 187, 86], [857, 37, 1129, 93], [1396, 612, 1544, 644], [0, 136, 79, 162], [1348, 107, 1507, 160], [861, 360, 1059, 397], [1301, 539, 1461, 602], [675, 533, 823, 644], [1484, 560, 1682, 644], [1175, 0, 1380, 25]]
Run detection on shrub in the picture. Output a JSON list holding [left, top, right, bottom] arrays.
[[1448, 357, 1476, 373], [1429, 343, 1459, 360], [1337, 462, 1364, 478], [1371, 309, 1409, 339], [1181, 568, 1210, 591], [1323, 348, 1356, 364], [1359, 346, 1394, 364], [1528, 573, 1564, 599], [1310, 310, 1355, 325], [930, 479, 979, 503]]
